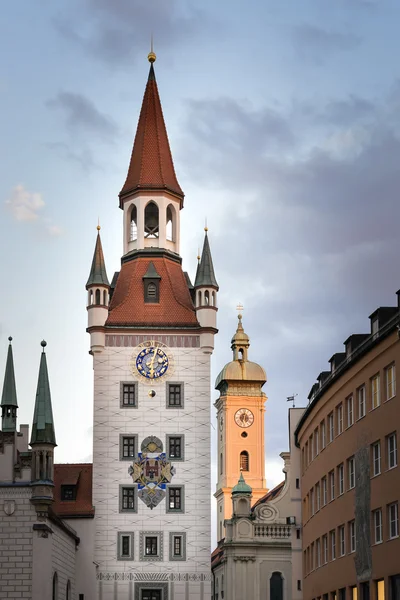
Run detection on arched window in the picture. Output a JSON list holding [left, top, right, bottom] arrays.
[[89, 290, 93, 305], [130, 204, 137, 241], [103, 290, 107, 305], [220, 453, 223, 475], [52, 572, 58, 600], [240, 451, 249, 471], [95, 289, 101, 305], [270, 572, 283, 600], [144, 202, 159, 238], [166, 205, 174, 242], [66, 580, 71, 600], [238, 348, 244, 360], [204, 290, 210, 305], [212, 291, 216, 306], [198, 291, 202, 307]]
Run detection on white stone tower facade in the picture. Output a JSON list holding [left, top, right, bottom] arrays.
[[87, 54, 218, 600]]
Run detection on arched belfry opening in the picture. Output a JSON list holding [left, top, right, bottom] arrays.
[[240, 451, 249, 471], [270, 572, 283, 600], [166, 204, 175, 242], [144, 201, 159, 239], [130, 204, 137, 241]]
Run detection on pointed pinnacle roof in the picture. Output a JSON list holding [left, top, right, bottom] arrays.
[[194, 231, 218, 289], [30, 342, 56, 446], [232, 472, 252, 495], [119, 62, 184, 206], [86, 230, 110, 289], [1, 338, 18, 408], [143, 261, 161, 279]]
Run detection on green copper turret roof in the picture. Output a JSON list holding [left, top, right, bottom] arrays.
[[1, 337, 18, 408], [86, 230, 110, 289], [232, 472, 252, 495], [194, 231, 218, 289], [30, 341, 56, 446]]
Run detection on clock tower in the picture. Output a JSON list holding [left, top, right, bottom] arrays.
[[214, 314, 267, 542], [87, 52, 218, 600]]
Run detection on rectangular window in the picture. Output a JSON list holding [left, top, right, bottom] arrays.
[[322, 476, 327, 506], [348, 456, 355, 490], [346, 396, 354, 427], [337, 404, 343, 435], [358, 385, 366, 419], [310, 542, 314, 570], [321, 420, 326, 450], [117, 532, 134, 560], [389, 502, 399, 539], [373, 508, 382, 544], [61, 485, 76, 501], [388, 432, 397, 469], [349, 520, 356, 553], [316, 482, 321, 511], [328, 413, 334, 442], [339, 525, 345, 556], [305, 442, 309, 468], [167, 486, 184, 512], [314, 428, 319, 456], [371, 374, 381, 409], [376, 580, 385, 600], [310, 434, 314, 461], [145, 536, 158, 556], [167, 383, 184, 408], [386, 364, 396, 400], [338, 463, 344, 495], [121, 382, 137, 407], [330, 529, 336, 560], [120, 486, 137, 512], [120, 434, 137, 460], [329, 470, 335, 501], [167, 435, 184, 460], [310, 488, 315, 516], [323, 534, 328, 564], [372, 441, 381, 476], [316, 538, 321, 567], [339, 589, 346, 600]]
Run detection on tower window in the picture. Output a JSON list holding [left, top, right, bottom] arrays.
[[144, 201, 159, 238], [167, 435, 184, 460], [167, 383, 183, 407], [240, 451, 249, 471], [61, 485, 76, 501], [130, 204, 137, 241], [166, 205, 175, 242], [95, 289, 101, 305], [120, 435, 138, 460], [121, 383, 137, 407], [167, 486, 184, 512], [144, 280, 159, 303], [205, 290, 210, 305]]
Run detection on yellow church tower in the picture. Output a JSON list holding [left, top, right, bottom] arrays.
[[214, 313, 267, 541]]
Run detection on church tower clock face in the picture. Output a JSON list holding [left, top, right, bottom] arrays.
[[234, 408, 254, 428], [131, 340, 174, 382]]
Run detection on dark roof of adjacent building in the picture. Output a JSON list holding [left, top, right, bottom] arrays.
[[194, 232, 218, 289], [211, 540, 225, 569], [252, 480, 285, 510], [106, 254, 199, 328], [30, 345, 56, 446], [1, 339, 18, 408], [119, 63, 184, 205], [86, 230, 110, 288], [53, 464, 94, 518]]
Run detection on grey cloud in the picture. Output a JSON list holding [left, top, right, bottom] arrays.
[[54, 0, 211, 66], [179, 88, 400, 416], [46, 142, 100, 172], [47, 92, 118, 142], [293, 24, 361, 63]]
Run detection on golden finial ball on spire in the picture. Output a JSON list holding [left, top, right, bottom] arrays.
[[148, 51, 156, 63]]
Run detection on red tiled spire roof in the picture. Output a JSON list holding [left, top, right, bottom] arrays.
[[119, 63, 184, 207], [106, 256, 199, 328]]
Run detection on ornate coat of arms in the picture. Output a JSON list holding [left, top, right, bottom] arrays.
[[129, 439, 175, 509]]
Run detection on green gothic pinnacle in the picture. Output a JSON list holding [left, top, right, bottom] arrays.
[[30, 341, 56, 446]]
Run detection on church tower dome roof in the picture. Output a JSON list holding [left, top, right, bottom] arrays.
[[215, 314, 266, 389], [232, 472, 252, 496]]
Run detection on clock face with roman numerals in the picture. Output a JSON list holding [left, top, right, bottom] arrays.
[[234, 408, 254, 428], [131, 341, 173, 383]]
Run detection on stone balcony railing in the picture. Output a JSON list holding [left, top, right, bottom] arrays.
[[253, 524, 291, 539]]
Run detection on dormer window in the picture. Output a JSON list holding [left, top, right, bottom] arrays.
[[61, 485, 76, 501], [144, 279, 159, 303]]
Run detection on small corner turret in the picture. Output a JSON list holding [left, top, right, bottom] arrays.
[[1, 337, 18, 432], [195, 228, 219, 353], [30, 341, 57, 518], [86, 225, 110, 354], [232, 472, 253, 517]]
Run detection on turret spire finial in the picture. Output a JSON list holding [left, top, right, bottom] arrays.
[[97, 217, 101, 231]]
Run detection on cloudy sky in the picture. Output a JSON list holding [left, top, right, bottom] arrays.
[[1, 0, 400, 519]]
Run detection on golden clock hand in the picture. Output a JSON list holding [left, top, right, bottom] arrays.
[[149, 348, 157, 377]]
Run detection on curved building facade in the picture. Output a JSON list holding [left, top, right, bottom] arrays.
[[296, 296, 400, 600]]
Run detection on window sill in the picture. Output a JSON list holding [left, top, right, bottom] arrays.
[[388, 464, 398, 471], [388, 535, 400, 541], [371, 472, 381, 479], [356, 414, 366, 422]]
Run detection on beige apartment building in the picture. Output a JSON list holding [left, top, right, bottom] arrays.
[[296, 295, 400, 600]]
